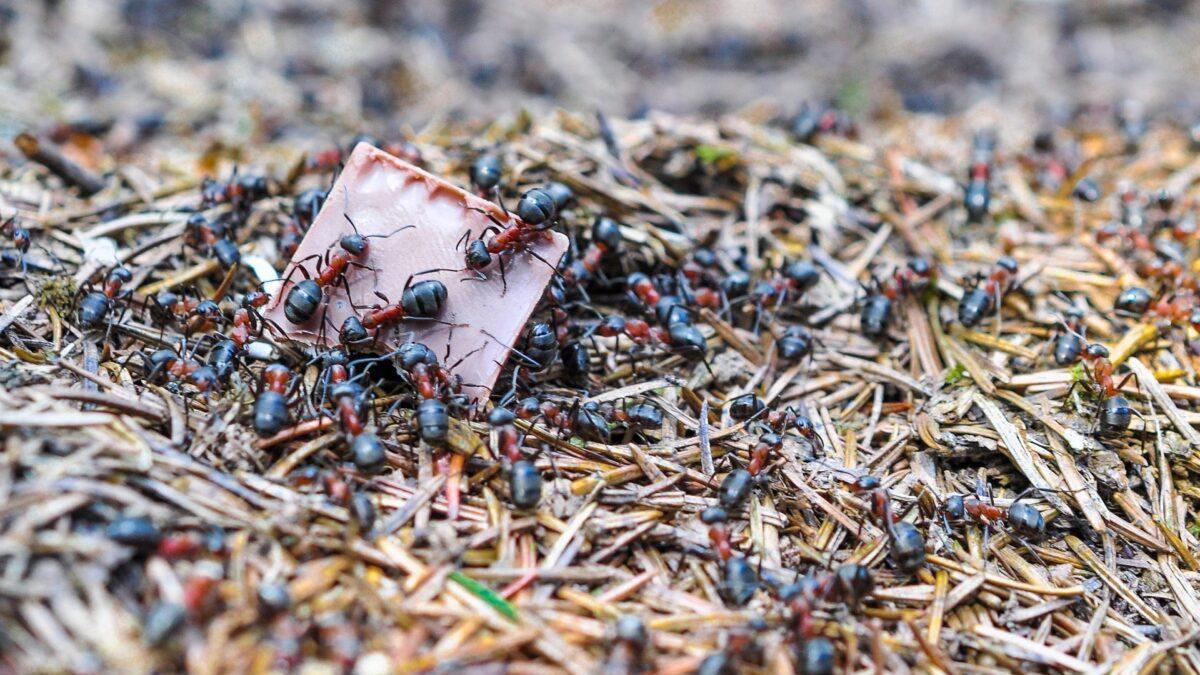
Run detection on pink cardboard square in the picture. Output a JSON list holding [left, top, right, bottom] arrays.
[[263, 143, 569, 400]]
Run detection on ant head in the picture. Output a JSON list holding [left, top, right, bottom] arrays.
[[110, 267, 132, 283], [340, 233, 367, 256], [1085, 343, 1109, 360], [515, 396, 542, 419], [854, 475, 881, 491], [996, 256, 1018, 274], [149, 348, 179, 370], [783, 260, 820, 292], [692, 247, 718, 269], [464, 239, 491, 269], [243, 291, 269, 309], [700, 506, 728, 525], [488, 407, 516, 427], [395, 341, 437, 369], [835, 564, 874, 601], [591, 216, 623, 251], [339, 317, 369, 346], [721, 270, 751, 298], [1007, 501, 1045, 536], [191, 367, 220, 393], [185, 212, 208, 231], [195, 300, 221, 318], [317, 348, 349, 368], [942, 494, 965, 520], [907, 257, 932, 276]]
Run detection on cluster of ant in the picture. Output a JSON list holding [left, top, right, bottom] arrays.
[[16, 110, 1176, 671]]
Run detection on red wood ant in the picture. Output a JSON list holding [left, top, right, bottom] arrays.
[[323, 372, 387, 472], [183, 213, 241, 269], [958, 256, 1018, 326], [142, 345, 221, 394], [78, 266, 132, 330], [940, 482, 1051, 564], [424, 185, 567, 295], [965, 130, 995, 223], [200, 170, 268, 210], [860, 258, 935, 338], [488, 407, 542, 509], [559, 216, 622, 289], [280, 213, 413, 324], [253, 363, 294, 437], [230, 290, 282, 347]]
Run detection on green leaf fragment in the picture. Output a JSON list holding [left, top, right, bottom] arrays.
[[695, 144, 735, 165], [449, 571, 519, 622]]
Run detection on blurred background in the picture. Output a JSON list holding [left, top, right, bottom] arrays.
[[1, 0, 1198, 140]]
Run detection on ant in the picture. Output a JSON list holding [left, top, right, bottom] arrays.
[[280, 213, 413, 324], [392, 341, 466, 402], [279, 188, 326, 259], [777, 325, 816, 363], [489, 407, 543, 509], [585, 313, 708, 362], [146, 289, 223, 337], [230, 290, 284, 347], [726, 395, 824, 453], [0, 217, 50, 277], [747, 261, 821, 321], [325, 374, 387, 472], [791, 102, 856, 143], [965, 130, 995, 223], [602, 616, 648, 675], [200, 170, 269, 210], [183, 213, 241, 270], [840, 473, 925, 573], [958, 256, 1018, 327], [506, 395, 615, 445], [142, 345, 221, 395], [78, 266, 133, 331], [859, 258, 935, 338], [207, 338, 241, 383], [941, 489, 1045, 538], [1052, 307, 1086, 366], [1115, 284, 1198, 331], [310, 277, 450, 352], [469, 153, 502, 198], [939, 481, 1053, 564], [1079, 343, 1136, 434], [252, 363, 294, 437], [559, 216, 622, 290], [431, 184, 568, 295]]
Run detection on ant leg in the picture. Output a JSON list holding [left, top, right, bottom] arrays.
[[465, 205, 508, 231], [338, 276, 372, 312], [479, 328, 541, 369], [280, 258, 315, 288], [497, 253, 508, 296], [414, 267, 465, 278], [1011, 532, 1048, 567], [345, 260, 376, 276], [495, 188, 510, 217]]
